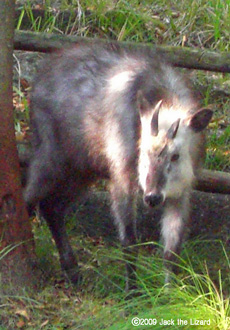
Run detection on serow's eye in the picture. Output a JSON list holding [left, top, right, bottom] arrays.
[[171, 153, 180, 162]]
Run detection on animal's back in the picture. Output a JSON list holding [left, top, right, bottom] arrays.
[[30, 44, 145, 175], [30, 42, 205, 178]]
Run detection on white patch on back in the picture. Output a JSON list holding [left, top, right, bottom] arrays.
[[108, 70, 133, 93]]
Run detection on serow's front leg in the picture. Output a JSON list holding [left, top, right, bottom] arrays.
[[109, 181, 138, 292], [161, 195, 189, 284]]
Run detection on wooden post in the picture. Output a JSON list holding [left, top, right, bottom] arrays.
[[0, 0, 37, 293]]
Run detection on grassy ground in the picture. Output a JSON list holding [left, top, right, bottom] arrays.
[[2, 0, 230, 329], [1, 221, 230, 329]]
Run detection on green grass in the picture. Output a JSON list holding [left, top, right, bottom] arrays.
[[206, 123, 230, 171], [15, 0, 230, 49], [1, 230, 230, 329]]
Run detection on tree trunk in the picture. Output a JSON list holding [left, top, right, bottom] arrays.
[[0, 0, 37, 293], [14, 30, 230, 73]]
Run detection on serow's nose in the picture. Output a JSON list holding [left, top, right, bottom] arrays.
[[144, 193, 163, 208]]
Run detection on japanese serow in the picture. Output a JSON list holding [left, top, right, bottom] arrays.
[[24, 43, 212, 290]]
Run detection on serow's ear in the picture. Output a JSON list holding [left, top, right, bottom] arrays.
[[136, 90, 151, 114], [188, 108, 213, 133]]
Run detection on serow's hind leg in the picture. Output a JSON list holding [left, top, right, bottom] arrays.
[[39, 189, 80, 284], [109, 174, 138, 292], [24, 145, 63, 210]]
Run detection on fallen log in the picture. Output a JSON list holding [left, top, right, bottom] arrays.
[[194, 169, 230, 194], [14, 30, 230, 73]]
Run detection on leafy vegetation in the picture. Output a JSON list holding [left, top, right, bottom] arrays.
[[2, 0, 230, 328]]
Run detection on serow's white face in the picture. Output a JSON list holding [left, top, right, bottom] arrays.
[[137, 93, 213, 208]]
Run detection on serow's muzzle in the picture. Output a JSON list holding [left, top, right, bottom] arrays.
[[144, 192, 163, 208]]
